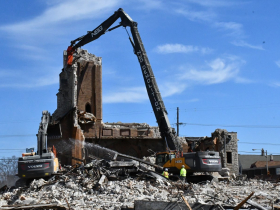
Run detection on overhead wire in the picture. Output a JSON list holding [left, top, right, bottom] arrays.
[[0, 149, 25, 150], [1, 102, 279, 123], [0, 134, 34, 138], [182, 123, 280, 128], [238, 142, 280, 145]]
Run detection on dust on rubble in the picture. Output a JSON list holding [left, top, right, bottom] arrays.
[[0, 157, 279, 210]]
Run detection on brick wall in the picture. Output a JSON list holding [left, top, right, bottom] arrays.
[[211, 129, 239, 175], [51, 49, 168, 164]]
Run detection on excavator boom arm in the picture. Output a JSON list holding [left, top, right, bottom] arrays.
[[69, 8, 179, 151]]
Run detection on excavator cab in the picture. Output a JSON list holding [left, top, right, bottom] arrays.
[[155, 152, 176, 166], [26, 148, 35, 153]]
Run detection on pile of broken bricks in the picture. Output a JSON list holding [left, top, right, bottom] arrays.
[[0, 157, 280, 210]]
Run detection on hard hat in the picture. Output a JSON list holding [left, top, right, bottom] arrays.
[[165, 168, 168, 171], [182, 165, 185, 168]]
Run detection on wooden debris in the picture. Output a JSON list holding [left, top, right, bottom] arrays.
[[1, 203, 67, 209], [234, 191, 254, 210], [181, 194, 192, 210]]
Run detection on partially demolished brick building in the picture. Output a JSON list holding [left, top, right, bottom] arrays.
[[47, 49, 239, 175], [48, 49, 164, 165]]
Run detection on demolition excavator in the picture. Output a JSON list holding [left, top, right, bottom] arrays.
[[17, 111, 59, 186], [67, 8, 221, 178]]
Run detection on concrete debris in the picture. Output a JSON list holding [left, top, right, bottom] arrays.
[[1, 158, 278, 209], [219, 168, 231, 177], [75, 48, 101, 65], [77, 110, 96, 124]]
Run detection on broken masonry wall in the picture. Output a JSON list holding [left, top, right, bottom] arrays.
[[83, 123, 165, 158], [194, 137, 217, 152], [53, 64, 77, 121], [87, 138, 165, 158], [225, 132, 239, 175], [53, 49, 102, 121], [76, 61, 102, 121], [211, 129, 239, 175], [51, 49, 167, 163], [72, 126, 85, 165], [48, 111, 74, 165], [77, 58, 103, 139], [51, 50, 101, 165]]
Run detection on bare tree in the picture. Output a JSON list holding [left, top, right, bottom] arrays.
[[0, 156, 18, 187]]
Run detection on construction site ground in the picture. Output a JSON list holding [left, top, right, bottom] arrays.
[[1, 156, 280, 210]]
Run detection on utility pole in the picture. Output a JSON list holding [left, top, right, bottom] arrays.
[[252, 148, 269, 175], [176, 107, 185, 136], [177, 107, 179, 136]]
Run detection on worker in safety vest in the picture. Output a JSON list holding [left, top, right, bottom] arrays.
[[162, 168, 169, 178], [180, 165, 187, 182]]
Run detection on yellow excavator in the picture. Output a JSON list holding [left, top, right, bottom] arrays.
[[155, 150, 221, 175]]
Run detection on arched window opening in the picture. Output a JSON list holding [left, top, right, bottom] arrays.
[[85, 103, 91, 113]]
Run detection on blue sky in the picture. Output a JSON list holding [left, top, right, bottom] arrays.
[[0, 0, 279, 158]]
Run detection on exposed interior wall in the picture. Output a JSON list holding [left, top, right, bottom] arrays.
[[72, 126, 85, 165], [211, 129, 239, 175], [76, 62, 102, 121], [50, 49, 166, 165], [87, 138, 165, 158]]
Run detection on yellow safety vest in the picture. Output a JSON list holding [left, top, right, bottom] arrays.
[[162, 171, 169, 178], [180, 168, 187, 177]]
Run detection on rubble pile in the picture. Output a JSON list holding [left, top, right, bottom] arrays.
[[74, 49, 101, 65], [1, 159, 279, 209], [185, 179, 280, 208]]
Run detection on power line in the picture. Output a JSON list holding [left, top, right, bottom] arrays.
[[0, 159, 18, 160], [239, 142, 280, 145], [181, 103, 280, 112], [238, 151, 260, 154], [0, 149, 25, 150], [239, 151, 280, 155], [184, 123, 280, 128], [0, 134, 34, 138], [0, 120, 38, 124], [1, 103, 279, 123]]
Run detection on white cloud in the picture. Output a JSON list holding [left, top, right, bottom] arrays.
[[103, 87, 148, 103], [136, 0, 163, 10], [0, 70, 15, 78], [175, 8, 216, 22], [269, 82, 280, 88], [187, 98, 199, 103], [155, 44, 212, 54], [0, 68, 59, 88], [16, 44, 50, 61], [275, 60, 280, 68], [103, 80, 187, 104], [185, 0, 240, 7], [177, 57, 245, 84], [160, 82, 187, 97], [232, 40, 264, 50], [175, 7, 245, 40], [18, 45, 46, 53], [0, 0, 121, 35], [214, 21, 243, 37], [234, 77, 253, 84]]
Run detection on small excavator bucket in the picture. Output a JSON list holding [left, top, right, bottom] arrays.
[[67, 46, 73, 65]]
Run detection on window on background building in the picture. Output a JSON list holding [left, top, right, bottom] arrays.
[[227, 152, 232, 164], [85, 103, 91, 113]]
